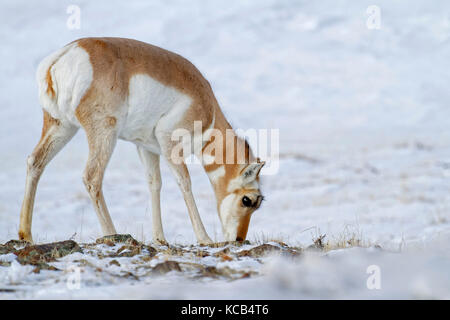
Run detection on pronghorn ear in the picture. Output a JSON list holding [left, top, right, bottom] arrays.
[[240, 161, 265, 184]]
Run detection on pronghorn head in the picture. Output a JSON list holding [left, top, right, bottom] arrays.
[[216, 159, 265, 242]]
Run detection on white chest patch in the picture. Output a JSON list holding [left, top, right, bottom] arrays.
[[120, 74, 192, 152]]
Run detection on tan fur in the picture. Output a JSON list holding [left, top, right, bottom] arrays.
[[75, 37, 255, 211], [45, 64, 56, 98], [41, 110, 60, 138], [33, 112, 59, 172], [203, 130, 256, 205], [75, 37, 215, 132], [236, 214, 251, 241], [19, 37, 263, 243]]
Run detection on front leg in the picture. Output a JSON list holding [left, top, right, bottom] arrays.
[[137, 147, 167, 245], [166, 160, 213, 245], [155, 104, 213, 245], [156, 132, 213, 244]]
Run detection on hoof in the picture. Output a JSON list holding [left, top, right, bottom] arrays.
[[198, 238, 214, 246], [153, 238, 168, 246], [18, 231, 33, 244]]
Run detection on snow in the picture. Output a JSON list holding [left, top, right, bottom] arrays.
[[0, 0, 449, 299], [3, 243, 448, 299]]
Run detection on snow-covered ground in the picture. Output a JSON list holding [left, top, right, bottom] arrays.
[[1, 240, 449, 299], [1, 0, 449, 299]]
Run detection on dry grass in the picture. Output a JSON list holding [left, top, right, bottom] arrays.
[[310, 225, 373, 252], [251, 231, 291, 246], [250, 226, 373, 253]]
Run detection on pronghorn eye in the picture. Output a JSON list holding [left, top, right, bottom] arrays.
[[242, 196, 252, 207]]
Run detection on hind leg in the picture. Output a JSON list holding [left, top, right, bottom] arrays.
[[81, 119, 118, 236], [19, 111, 78, 242]]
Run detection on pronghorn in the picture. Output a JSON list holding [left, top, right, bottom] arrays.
[[19, 37, 264, 245]]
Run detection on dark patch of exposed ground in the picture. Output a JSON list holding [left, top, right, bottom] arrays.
[[0, 234, 302, 284]]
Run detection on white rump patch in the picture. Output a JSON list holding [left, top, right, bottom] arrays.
[[37, 43, 93, 126]]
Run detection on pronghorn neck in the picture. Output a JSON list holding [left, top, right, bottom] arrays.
[[201, 107, 254, 202]]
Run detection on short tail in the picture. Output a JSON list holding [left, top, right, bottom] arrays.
[[36, 43, 75, 103]]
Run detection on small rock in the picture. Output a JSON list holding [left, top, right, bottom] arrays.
[[109, 259, 120, 267], [0, 245, 15, 255], [160, 246, 185, 256], [237, 244, 281, 257], [200, 266, 222, 278], [107, 244, 156, 258], [199, 266, 245, 279], [213, 247, 234, 261], [207, 240, 251, 248], [96, 234, 139, 246], [152, 261, 181, 275], [0, 239, 31, 255], [103, 240, 115, 247], [195, 250, 210, 258], [4, 240, 31, 248], [116, 245, 142, 257], [213, 247, 230, 257], [121, 271, 139, 280], [142, 245, 157, 257], [15, 240, 82, 266], [221, 254, 233, 261], [140, 256, 153, 262]]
